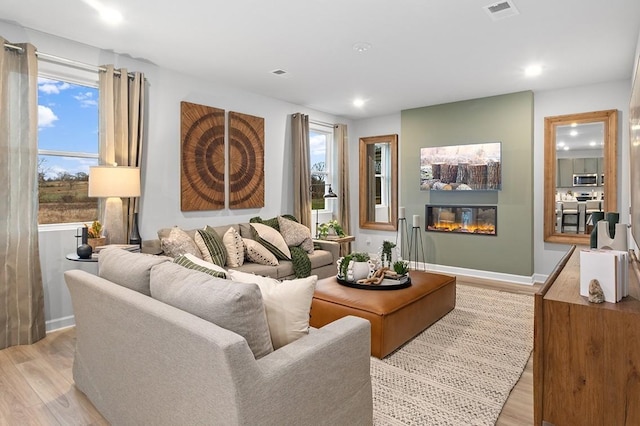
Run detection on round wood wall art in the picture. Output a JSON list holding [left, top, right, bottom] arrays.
[[228, 111, 264, 209], [180, 101, 225, 211]]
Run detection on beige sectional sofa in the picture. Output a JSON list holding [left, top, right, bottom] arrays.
[[146, 222, 340, 280], [64, 248, 373, 425]]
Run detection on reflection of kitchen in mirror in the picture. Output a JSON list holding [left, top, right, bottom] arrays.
[[555, 121, 604, 234]]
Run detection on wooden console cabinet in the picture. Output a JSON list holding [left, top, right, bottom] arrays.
[[534, 246, 640, 425]]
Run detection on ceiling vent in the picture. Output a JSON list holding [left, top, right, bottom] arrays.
[[483, 1, 520, 21]]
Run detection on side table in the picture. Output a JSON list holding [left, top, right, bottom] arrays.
[[323, 235, 355, 257], [66, 253, 98, 262]]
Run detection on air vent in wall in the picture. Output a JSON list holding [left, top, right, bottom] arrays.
[[483, 0, 520, 21]]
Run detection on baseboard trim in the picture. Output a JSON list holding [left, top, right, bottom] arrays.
[[415, 262, 537, 286], [46, 315, 75, 332]]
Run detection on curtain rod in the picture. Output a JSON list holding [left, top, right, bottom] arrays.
[[4, 41, 136, 78], [309, 119, 336, 129]]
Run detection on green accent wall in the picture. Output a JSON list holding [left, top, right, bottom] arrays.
[[400, 91, 534, 276]]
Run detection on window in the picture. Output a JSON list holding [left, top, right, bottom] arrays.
[[309, 126, 334, 211], [37, 76, 99, 225], [374, 143, 390, 207]]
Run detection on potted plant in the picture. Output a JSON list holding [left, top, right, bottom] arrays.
[[86, 220, 106, 251], [317, 219, 346, 239], [393, 260, 410, 276], [337, 252, 374, 281], [380, 240, 396, 268]]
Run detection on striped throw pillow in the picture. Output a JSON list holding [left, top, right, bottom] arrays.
[[194, 227, 227, 267], [174, 254, 227, 279]]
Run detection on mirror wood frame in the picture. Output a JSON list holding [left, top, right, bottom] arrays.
[[543, 109, 618, 244], [359, 134, 398, 231]]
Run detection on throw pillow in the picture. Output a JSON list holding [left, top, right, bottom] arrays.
[[277, 216, 314, 254], [244, 238, 278, 266], [98, 247, 171, 296], [227, 270, 317, 349], [159, 226, 202, 259], [174, 254, 227, 279], [150, 262, 273, 359], [193, 227, 227, 267], [250, 223, 291, 260], [222, 227, 245, 267]]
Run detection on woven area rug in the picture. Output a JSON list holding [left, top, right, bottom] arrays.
[[371, 284, 534, 425]]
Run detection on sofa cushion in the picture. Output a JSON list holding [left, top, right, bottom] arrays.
[[250, 223, 291, 260], [222, 227, 245, 267], [174, 254, 227, 279], [194, 227, 227, 267], [98, 248, 171, 296], [244, 238, 278, 266], [158, 226, 202, 259], [278, 216, 314, 254], [150, 262, 273, 359], [227, 270, 317, 349]]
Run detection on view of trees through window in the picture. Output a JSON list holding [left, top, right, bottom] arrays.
[[309, 128, 331, 210], [37, 76, 99, 225]]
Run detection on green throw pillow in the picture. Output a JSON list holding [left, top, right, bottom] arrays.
[[174, 254, 227, 279], [194, 227, 227, 267]]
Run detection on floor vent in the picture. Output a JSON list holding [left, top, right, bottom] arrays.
[[483, 0, 520, 21]]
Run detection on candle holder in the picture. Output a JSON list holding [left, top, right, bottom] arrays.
[[408, 216, 426, 271]]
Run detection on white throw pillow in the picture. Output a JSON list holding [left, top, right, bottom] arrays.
[[244, 238, 279, 266], [223, 227, 245, 267], [227, 270, 317, 349], [250, 223, 291, 260]]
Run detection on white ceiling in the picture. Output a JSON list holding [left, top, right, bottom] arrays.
[[1, 0, 639, 119]]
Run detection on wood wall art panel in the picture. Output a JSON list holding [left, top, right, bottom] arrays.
[[228, 111, 264, 209], [180, 101, 225, 211]]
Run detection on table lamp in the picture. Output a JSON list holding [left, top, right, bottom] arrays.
[[88, 165, 141, 245]]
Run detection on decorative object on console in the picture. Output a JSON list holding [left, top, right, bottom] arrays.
[[420, 142, 502, 191], [596, 215, 627, 251], [85, 220, 106, 251], [75, 226, 92, 259], [589, 211, 605, 248], [180, 101, 225, 211], [228, 111, 265, 209], [588, 279, 605, 304], [88, 165, 141, 244]]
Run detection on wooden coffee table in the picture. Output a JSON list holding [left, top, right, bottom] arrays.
[[310, 270, 456, 358]]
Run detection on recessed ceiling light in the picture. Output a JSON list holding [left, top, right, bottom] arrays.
[[589, 141, 596, 146], [352, 42, 372, 53], [558, 141, 565, 147], [524, 64, 542, 77], [571, 123, 578, 127], [353, 99, 365, 107], [563, 146, 570, 151], [83, 0, 123, 25], [570, 130, 578, 137]]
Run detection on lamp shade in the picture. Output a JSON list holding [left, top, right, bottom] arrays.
[[88, 166, 141, 198], [324, 185, 338, 198]]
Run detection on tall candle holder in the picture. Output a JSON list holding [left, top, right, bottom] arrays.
[[408, 215, 426, 271], [395, 217, 410, 260]]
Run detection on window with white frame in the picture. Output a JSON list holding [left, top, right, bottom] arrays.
[[309, 125, 334, 211], [37, 74, 99, 225]]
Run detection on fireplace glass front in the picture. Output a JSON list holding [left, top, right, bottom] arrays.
[[425, 205, 497, 235]]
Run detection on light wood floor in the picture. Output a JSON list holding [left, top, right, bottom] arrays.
[[0, 277, 539, 425]]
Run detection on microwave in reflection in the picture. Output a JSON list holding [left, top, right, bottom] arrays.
[[573, 174, 598, 186]]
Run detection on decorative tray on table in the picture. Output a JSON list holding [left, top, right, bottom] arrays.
[[336, 274, 411, 290]]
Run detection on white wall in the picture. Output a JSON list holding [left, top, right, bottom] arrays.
[[1, 21, 345, 330], [533, 80, 631, 279]]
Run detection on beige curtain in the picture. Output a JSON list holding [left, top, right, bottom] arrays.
[[292, 113, 312, 228], [99, 65, 146, 240], [0, 39, 46, 349], [335, 124, 351, 236]]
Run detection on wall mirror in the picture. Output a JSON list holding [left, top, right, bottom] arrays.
[[359, 134, 398, 231], [544, 109, 618, 244]]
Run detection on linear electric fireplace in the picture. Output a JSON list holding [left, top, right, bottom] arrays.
[[425, 205, 497, 235]]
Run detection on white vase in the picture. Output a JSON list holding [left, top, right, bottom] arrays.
[[348, 260, 375, 282]]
